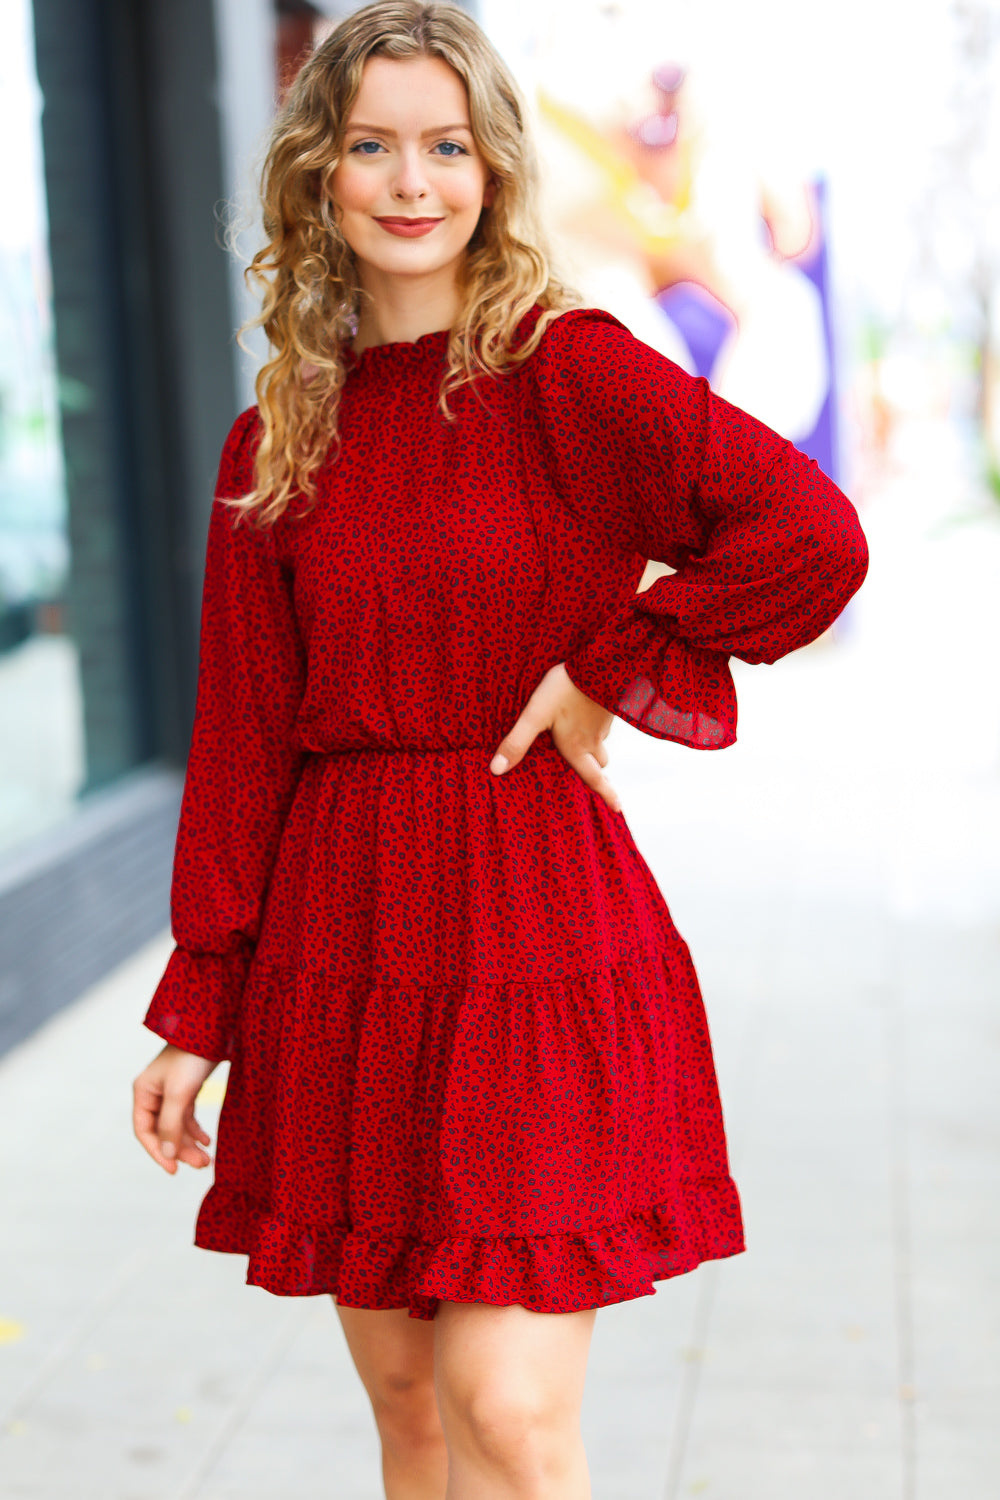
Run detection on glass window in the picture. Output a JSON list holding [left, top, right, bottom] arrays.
[[0, 0, 84, 852]]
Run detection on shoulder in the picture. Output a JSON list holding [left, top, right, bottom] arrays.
[[518, 305, 708, 453], [525, 305, 694, 401], [215, 407, 262, 499], [535, 304, 634, 352], [521, 304, 630, 368], [207, 409, 285, 563]]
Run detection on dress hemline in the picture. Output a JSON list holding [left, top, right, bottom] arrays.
[[194, 1184, 746, 1321]]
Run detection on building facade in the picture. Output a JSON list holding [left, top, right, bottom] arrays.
[[1, 0, 439, 1050]]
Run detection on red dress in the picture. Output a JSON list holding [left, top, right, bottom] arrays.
[[144, 305, 868, 1319]]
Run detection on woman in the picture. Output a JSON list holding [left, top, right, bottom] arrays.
[[132, 4, 868, 1496]]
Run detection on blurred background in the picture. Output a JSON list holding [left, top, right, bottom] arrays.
[[0, 1, 998, 1497]]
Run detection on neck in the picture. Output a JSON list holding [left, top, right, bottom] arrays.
[[351, 261, 462, 353]]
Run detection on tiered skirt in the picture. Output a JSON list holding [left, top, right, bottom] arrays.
[[195, 734, 744, 1318]]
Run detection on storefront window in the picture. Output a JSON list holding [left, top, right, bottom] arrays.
[[0, 0, 84, 852]]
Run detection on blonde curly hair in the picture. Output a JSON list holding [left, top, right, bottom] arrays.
[[233, 0, 580, 525]]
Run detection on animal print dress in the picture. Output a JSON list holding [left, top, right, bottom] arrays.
[[144, 304, 868, 1318]]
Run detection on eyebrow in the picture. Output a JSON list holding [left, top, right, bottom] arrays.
[[343, 122, 473, 136]]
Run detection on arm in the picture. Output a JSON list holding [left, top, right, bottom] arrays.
[[530, 308, 869, 749], [143, 409, 308, 1062]]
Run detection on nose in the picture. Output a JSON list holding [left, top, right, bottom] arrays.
[[391, 144, 430, 201]]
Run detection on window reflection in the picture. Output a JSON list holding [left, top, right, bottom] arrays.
[[0, 0, 84, 851]]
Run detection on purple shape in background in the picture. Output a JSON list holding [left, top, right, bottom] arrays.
[[654, 279, 735, 383], [653, 174, 840, 485], [790, 175, 839, 486]]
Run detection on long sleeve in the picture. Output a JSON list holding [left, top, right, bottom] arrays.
[[144, 410, 308, 1061], [531, 308, 868, 748]]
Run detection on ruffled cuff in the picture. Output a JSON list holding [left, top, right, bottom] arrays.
[[143, 943, 253, 1062], [564, 608, 737, 749]]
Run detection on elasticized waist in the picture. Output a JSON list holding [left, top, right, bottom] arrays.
[[302, 732, 560, 759]]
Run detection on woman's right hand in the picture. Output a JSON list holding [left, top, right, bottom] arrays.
[[133, 1044, 217, 1174], [489, 661, 621, 812]]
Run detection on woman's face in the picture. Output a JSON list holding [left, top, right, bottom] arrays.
[[329, 54, 494, 292]]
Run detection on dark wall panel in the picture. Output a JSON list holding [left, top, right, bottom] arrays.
[[6, 0, 242, 1053]]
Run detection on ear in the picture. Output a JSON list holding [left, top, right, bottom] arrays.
[[483, 177, 497, 209]]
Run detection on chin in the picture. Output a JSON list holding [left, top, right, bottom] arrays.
[[359, 237, 471, 278]]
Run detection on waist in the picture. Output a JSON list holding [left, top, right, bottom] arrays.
[[301, 731, 561, 760]]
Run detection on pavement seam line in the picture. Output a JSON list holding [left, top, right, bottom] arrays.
[[886, 918, 918, 1500], [169, 1304, 305, 1500], [663, 959, 769, 1499]]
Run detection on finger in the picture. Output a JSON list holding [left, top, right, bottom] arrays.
[[570, 750, 622, 813], [592, 741, 610, 769], [184, 1107, 212, 1150], [176, 1139, 212, 1169], [136, 1135, 178, 1173], [157, 1088, 192, 1167], [132, 1081, 162, 1141], [490, 710, 542, 775], [134, 1122, 178, 1173], [178, 1095, 214, 1167], [133, 1082, 176, 1173]]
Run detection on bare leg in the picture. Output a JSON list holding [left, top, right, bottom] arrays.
[[434, 1302, 596, 1500], [335, 1302, 448, 1500]]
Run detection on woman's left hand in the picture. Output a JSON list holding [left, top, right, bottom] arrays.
[[489, 663, 621, 813]]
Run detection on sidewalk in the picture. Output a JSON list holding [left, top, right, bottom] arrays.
[[2, 420, 999, 1498]]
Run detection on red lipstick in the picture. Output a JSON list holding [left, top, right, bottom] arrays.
[[374, 217, 443, 237]]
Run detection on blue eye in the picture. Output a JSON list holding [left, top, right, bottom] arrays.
[[350, 140, 384, 155], [435, 140, 468, 157]]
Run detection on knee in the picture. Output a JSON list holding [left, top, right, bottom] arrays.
[[369, 1369, 444, 1458], [444, 1381, 562, 1481]]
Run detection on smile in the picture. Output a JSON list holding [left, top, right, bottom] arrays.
[[374, 217, 444, 237]]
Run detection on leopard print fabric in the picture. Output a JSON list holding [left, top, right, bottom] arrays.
[[144, 305, 868, 1317]]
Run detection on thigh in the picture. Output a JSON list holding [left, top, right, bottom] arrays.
[[433, 1301, 597, 1418], [335, 1302, 437, 1404]]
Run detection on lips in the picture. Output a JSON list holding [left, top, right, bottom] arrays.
[[374, 216, 444, 237]]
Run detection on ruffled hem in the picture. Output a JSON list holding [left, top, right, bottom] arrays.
[[194, 1186, 745, 1320], [144, 943, 253, 1062], [564, 620, 737, 750]]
